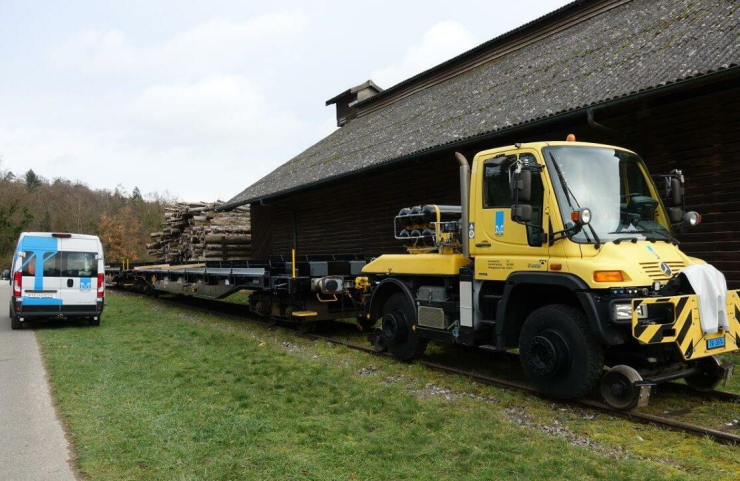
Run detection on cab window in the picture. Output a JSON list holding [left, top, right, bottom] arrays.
[[483, 153, 545, 246], [483, 155, 517, 208]]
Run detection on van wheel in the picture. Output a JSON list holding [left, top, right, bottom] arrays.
[[519, 304, 604, 399], [10, 307, 21, 330], [89, 317, 101, 327], [381, 293, 427, 361]]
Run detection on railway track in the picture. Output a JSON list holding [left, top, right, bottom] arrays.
[[114, 289, 740, 446]]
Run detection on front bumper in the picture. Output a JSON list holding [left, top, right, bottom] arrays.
[[630, 290, 740, 360]]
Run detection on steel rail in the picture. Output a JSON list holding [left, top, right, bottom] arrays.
[[113, 290, 740, 446]]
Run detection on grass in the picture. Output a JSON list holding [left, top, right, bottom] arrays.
[[36, 293, 740, 480], [221, 290, 251, 307]]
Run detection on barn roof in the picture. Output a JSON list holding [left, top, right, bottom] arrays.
[[222, 0, 740, 210]]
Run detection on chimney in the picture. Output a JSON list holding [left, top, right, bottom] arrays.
[[325, 80, 383, 127]]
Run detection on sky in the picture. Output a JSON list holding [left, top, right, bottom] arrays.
[[0, 0, 572, 202]]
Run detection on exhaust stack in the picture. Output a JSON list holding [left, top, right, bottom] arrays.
[[454, 152, 471, 258]]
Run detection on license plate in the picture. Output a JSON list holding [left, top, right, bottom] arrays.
[[707, 337, 725, 350], [26, 292, 54, 298]]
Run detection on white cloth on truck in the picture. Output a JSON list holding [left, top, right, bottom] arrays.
[[680, 264, 729, 335]]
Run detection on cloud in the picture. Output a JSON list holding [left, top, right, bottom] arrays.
[[51, 12, 309, 76], [127, 75, 304, 146], [16, 12, 320, 201], [0, 75, 312, 202], [371, 21, 477, 88]]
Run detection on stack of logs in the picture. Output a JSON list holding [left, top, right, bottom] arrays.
[[147, 202, 251, 262]]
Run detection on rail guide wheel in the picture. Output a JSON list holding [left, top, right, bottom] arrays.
[[600, 365, 653, 410], [685, 356, 730, 392]]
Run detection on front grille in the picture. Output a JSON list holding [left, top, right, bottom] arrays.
[[639, 261, 685, 280]]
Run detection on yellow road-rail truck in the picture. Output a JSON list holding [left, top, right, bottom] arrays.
[[360, 140, 740, 409]]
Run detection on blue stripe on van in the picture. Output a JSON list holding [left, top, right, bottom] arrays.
[[20, 236, 59, 290], [22, 298, 63, 306]]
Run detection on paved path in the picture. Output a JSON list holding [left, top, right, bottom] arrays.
[[0, 284, 77, 480]]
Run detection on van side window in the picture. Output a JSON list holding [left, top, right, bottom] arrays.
[[62, 252, 97, 277], [21, 252, 37, 276], [42, 252, 61, 276]]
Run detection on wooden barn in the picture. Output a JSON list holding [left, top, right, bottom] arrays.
[[221, 0, 740, 288]]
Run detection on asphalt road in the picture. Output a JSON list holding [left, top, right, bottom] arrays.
[[0, 283, 77, 480]]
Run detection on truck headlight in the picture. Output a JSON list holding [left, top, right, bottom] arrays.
[[612, 303, 647, 321]]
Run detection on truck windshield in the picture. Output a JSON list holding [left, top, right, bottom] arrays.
[[543, 146, 671, 244]]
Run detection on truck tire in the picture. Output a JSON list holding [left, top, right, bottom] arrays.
[[381, 293, 427, 361], [519, 304, 604, 399]]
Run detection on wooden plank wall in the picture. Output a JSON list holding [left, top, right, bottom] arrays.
[[250, 81, 740, 288]]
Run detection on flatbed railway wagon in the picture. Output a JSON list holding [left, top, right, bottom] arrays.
[[110, 139, 740, 410], [107, 255, 370, 332]]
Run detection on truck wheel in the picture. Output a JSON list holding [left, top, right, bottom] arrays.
[[381, 293, 427, 361], [519, 304, 604, 399]]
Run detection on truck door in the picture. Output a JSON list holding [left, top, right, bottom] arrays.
[[59, 238, 99, 309], [19, 236, 62, 313], [471, 149, 550, 280]]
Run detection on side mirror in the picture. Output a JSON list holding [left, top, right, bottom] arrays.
[[669, 177, 683, 206], [511, 204, 533, 223], [668, 207, 683, 224], [512, 170, 532, 203]]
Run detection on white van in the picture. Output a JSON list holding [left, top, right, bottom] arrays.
[[9, 232, 105, 329]]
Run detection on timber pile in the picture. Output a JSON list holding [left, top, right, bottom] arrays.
[[146, 202, 251, 262]]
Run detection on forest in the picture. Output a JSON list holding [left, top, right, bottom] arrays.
[[0, 163, 172, 266]]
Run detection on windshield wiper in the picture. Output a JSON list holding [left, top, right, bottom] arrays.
[[548, 152, 601, 248], [611, 237, 641, 245], [608, 229, 679, 245], [628, 229, 679, 245]]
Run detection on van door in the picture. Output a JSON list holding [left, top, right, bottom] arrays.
[[19, 235, 62, 313], [59, 238, 99, 312]]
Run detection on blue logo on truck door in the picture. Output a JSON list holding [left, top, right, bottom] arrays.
[[495, 211, 504, 236]]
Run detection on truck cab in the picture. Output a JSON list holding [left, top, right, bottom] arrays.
[[362, 140, 739, 408], [9, 232, 105, 329]]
